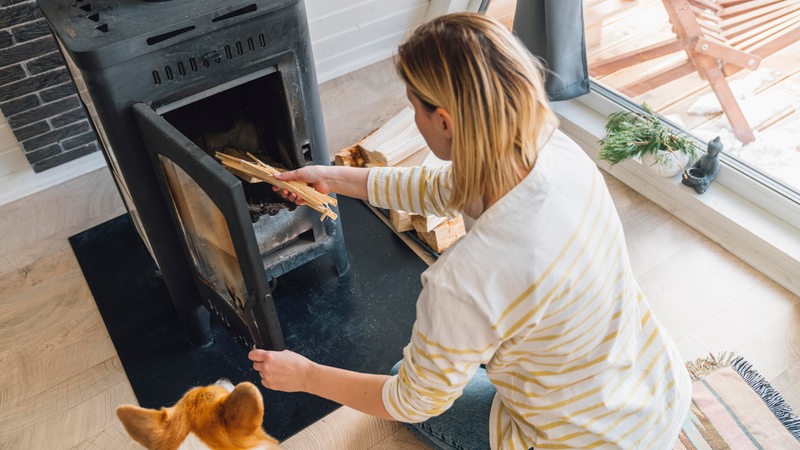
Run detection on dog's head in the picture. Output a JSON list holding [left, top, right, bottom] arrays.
[[116, 379, 279, 450]]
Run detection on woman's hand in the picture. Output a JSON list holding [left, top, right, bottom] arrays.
[[248, 347, 392, 419], [272, 166, 331, 205], [249, 349, 316, 392], [272, 165, 371, 203]]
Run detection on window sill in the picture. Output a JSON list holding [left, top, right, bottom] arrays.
[[553, 98, 800, 299]]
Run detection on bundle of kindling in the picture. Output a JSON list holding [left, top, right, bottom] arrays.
[[215, 151, 338, 221]]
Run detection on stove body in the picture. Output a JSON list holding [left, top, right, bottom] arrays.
[[38, 0, 349, 350]]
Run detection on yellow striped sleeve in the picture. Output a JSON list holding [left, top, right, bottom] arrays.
[[366, 165, 457, 217], [381, 336, 477, 422], [381, 276, 500, 423]]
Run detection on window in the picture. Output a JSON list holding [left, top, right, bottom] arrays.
[[583, 0, 800, 207]]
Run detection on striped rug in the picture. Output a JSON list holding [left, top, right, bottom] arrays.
[[675, 353, 800, 450]]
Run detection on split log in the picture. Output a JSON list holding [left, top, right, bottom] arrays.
[[410, 214, 447, 233], [357, 107, 429, 167], [333, 145, 365, 167], [389, 209, 414, 232], [416, 215, 466, 253]]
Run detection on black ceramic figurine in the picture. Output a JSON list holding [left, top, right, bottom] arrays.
[[682, 136, 722, 194]]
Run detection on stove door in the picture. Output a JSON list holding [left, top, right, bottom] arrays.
[[132, 102, 284, 351]]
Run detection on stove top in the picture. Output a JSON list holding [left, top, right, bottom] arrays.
[[37, 0, 297, 70]]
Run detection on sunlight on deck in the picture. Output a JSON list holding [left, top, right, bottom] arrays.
[[488, 0, 800, 192]]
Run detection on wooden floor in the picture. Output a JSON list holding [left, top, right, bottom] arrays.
[[2, 24, 800, 450]]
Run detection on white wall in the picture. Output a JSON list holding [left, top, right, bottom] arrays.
[[307, 0, 484, 82], [307, 0, 430, 83]]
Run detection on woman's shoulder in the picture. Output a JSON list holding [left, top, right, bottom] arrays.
[[539, 128, 599, 174]]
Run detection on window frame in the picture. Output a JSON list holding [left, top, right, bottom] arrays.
[[552, 82, 800, 298], [575, 83, 800, 225]]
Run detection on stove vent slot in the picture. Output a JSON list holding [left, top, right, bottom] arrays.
[[212, 4, 258, 23], [73, 0, 108, 33], [150, 32, 269, 85], [223, 41, 246, 59], [147, 26, 197, 46]]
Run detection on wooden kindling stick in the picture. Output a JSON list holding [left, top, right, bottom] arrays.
[[214, 151, 338, 221]]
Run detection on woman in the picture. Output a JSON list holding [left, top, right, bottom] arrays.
[[249, 13, 690, 449]]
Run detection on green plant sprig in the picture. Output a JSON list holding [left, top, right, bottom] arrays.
[[599, 104, 698, 167]]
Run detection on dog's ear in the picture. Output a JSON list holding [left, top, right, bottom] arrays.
[[222, 382, 273, 441], [116, 405, 168, 449]]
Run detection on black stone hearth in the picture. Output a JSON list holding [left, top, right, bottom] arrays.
[[69, 197, 426, 441]]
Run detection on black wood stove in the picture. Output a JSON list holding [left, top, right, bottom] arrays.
[[37, 0, 349, 351]]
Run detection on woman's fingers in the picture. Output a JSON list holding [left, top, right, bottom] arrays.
[[273, 167, 313, 183], [270, 167, 323, 205], [247, 349, 313, 392], [271, 186, 304, 204]]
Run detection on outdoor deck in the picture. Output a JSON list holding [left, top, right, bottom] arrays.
[[487, 0, 800, 191]]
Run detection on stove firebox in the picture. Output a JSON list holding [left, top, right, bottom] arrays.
[[38, 0, 349, 350]]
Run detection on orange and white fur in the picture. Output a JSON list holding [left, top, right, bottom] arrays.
[[116, 379, 280, 450]]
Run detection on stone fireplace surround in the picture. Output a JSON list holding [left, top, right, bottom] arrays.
[[0, 0, 98, 173]]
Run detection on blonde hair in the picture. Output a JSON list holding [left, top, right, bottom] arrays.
[[396, 13, 557, 210]]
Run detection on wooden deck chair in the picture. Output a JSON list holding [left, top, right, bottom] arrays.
[[590, 0, 800, 143]]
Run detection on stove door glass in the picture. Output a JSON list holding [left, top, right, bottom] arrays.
[[132, 102, 284, 350], [158, 156, 248, 309]]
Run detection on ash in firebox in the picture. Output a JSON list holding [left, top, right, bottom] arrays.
[[247, 199, 296, 223]]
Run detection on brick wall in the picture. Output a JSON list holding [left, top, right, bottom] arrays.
[[0, 0, 98, 173]]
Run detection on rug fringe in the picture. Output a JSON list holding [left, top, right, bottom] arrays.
[[685, 351, 736, 379], [686, 352, 800, 443], [729, 355, 800, 443]]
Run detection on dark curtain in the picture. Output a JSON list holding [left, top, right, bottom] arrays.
[[512, 0, 589, 101]]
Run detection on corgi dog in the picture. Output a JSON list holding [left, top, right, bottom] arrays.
[[116, 379, 280, 450]]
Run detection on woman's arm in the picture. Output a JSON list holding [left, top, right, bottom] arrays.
[[273, 165, 370, 202], [369, 165, 458, 217], [248, 349, 393, 420]]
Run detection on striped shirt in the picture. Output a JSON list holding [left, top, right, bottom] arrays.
[[372, 129, 691, 449]]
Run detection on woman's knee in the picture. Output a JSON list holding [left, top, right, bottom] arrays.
[[390, 360, 402, 376]]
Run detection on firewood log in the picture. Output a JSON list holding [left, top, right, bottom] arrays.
[[389, 209, 414, 232], [416, 215, 465, 253]]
